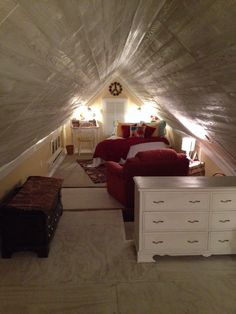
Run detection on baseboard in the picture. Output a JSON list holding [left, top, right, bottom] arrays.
[[49, 152, 66, 177]]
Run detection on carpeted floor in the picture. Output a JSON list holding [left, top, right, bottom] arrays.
[[53, 153, 106, 188], [25, 153, 235, 314], [55, 153, 124, 211], [62, 187, 123, 210], [1, 210, 236, 314], [2, 157, 236, 313]]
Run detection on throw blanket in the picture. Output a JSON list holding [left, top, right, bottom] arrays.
[[93, 136, 169, 162]]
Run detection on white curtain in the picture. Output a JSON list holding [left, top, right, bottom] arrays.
[[102, 98, 128, 137]]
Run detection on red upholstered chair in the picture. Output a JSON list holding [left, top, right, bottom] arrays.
[[106, 148, 189, 220]]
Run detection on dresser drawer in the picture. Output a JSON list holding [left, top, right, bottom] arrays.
[[210, 212, 236, 231], [209, 231, 236, 254], [143, 212, 208, 232], [143, 192, 209, 211], [143, 232, 208, 252], [212, 192, 236, 211]]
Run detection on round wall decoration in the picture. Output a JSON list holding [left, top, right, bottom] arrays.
[[109, 82, 122, 96]]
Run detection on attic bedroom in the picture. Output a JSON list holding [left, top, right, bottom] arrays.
[[0, 1, 236, 313]]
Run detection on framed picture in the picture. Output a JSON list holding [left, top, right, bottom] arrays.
[[51, 140, 55, 154], [57, 136, 61, 148]]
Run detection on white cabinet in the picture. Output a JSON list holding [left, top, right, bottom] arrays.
[[102, 98, 128, 137], [134, 176, 236, 262]]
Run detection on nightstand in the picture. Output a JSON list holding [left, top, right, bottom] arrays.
[[189, 161, 205, 176]]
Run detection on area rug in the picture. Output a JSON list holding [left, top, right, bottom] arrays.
[[77, 159, 107, 184]]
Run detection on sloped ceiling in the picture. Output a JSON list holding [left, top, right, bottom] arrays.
[[0, 0, 236, 169]]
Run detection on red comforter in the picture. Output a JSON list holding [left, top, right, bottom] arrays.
[[93, 136, 169, 162]]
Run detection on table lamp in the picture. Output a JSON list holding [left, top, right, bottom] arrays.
[[181, 137, 196, 161]]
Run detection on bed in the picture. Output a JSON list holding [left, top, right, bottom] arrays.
[[93, 136, 169, 162], [91, 121, 170, 166]]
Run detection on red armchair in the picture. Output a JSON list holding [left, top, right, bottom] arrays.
[[106, 149, 189, 219]]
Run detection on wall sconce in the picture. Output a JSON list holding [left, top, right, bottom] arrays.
[[181, 137, 196, 160]]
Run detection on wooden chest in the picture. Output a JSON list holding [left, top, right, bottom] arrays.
[[0, 176, 63, 258]]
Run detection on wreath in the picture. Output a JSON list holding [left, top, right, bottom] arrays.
[[109, 82, 122, 96]]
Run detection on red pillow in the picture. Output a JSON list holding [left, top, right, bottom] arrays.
[[144, 125, 156, 138], [130, 125, 145, 137], [121, 125, 131, 138]]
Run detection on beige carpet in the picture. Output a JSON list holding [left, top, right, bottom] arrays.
[[56, 153, 124, 211], [1, 210, 236, 314], [62, 187, 124, 210], [54, 153, 106, 188]]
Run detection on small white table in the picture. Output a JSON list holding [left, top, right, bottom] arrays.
[[71, 126, 99, 153]]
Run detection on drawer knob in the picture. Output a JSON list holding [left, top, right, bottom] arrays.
[[187, 220, 199, 223], [220, 199, 232, 203], [187, 240, 199, 243], [219, 219, 230, 223], [153, 200, 164, 204], [152, 240, 163, 245], [189, 200, 200, 203], [153, 220, 164, 224], [218, 239, 229, 243]]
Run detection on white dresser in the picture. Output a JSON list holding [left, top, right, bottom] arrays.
[[134, 176, 236, 262]]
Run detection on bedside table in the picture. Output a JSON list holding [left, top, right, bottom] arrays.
[[189, 161, 205, 176]]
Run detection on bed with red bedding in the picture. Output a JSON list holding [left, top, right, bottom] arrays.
[[93, 136, 170, 162]]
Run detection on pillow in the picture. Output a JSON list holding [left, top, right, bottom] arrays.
[[144, 120, 167, 137], [158, 120, 167, 136], [130, 125, 145, 138], [121, 125, 131, 138], [116, 122, 133, 137], [144, 125, 156, 138], [116, 120, 166, 138], [126, 142, 169, 160]]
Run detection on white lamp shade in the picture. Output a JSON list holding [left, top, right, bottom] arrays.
[[181, 137, 196, 152]]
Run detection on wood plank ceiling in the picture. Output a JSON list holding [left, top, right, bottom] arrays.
[[0, 0, 236, 169]]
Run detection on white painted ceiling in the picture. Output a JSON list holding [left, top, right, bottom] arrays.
[[0, 0, 236, 170]]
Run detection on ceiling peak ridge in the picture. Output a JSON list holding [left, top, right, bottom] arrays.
[[83, 71, 144, 107], [84, 71, 120, 106], [119, 0, 167, 65], [0, 3, 19, 28]]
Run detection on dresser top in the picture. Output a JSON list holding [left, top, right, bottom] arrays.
[[134, 176, 236, 190]]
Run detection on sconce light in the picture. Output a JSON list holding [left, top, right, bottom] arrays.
[[181, 137, 196, 160]]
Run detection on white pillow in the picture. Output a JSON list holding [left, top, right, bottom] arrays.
[[126, 142, 169, 160], [107, 135, 123, 140]]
